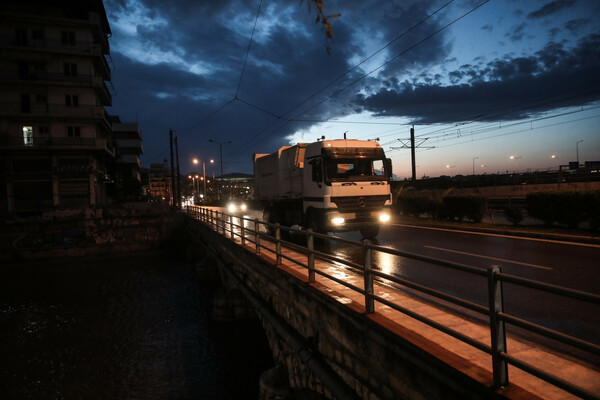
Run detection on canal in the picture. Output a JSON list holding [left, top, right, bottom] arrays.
[[0, 250, 274, 399]]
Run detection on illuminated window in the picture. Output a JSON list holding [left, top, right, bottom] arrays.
[[23, 126, 33, 146]]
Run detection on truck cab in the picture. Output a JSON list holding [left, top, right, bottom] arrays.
[[302, 139, 392, 238]]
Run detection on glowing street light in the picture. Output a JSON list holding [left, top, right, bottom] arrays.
[[510, 155, 522, 172]]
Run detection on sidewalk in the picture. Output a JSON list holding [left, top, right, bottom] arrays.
[[245, 232, 600, 400]]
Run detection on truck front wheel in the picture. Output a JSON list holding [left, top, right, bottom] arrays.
[[360, 225, 380, 240]]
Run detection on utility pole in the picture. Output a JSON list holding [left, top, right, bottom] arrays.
[[390, 125, 434, 181], [410, 125, 416, 181], [169, 129, 176, 208], [209, 139, 232, 200], [174, 136, 181, 208]]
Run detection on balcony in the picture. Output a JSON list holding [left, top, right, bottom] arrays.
[[0, 101, 106, 119], [0, 69, 112, 102], [114, 138, 144, 152], [0, 136, 115, 157]]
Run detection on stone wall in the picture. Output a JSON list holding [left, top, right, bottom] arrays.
[[0, 211, 185, 262], [187, 217, 524, 400]]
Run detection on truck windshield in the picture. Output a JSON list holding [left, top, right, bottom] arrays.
[[325, 158, 387, 182]]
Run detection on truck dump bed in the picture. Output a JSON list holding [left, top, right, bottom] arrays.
[[253, 144, 306, 200]]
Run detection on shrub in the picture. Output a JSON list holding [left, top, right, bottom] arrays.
[[526, 191, 557, 226], [504, 206, 524, 226], [443, 194, 486, 222], [395, 191, 441, 218]]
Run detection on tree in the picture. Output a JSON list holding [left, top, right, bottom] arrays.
[[302, 0, 341, 54]]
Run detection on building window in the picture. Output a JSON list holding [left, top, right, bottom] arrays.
[[38, 126, 50, 134], [65, 95, 79, 107], [64, 63, 78, 76], [15, 28, 27, 46], [61, 31, 76, 45], [36, 94, 47, 103], [67, 126, 81, 137], [23, 126, 33, 145], [20, 94, 31, 113], [32, 30, 45, 40]]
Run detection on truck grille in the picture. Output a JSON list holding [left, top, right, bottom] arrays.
[[331, 195, 389, 212]]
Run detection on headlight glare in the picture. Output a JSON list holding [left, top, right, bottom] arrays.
[[379, 213, 391, 223], [332, 217, 345, 225]]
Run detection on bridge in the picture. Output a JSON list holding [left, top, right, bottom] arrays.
[[184, 206, 599, 400]]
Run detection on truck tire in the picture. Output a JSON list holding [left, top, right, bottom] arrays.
[[360, 225, 379, 240], [263, 208, 275, 236]]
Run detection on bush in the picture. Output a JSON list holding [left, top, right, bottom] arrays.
[[504, 206, 524, 226], [526, 191, 557, 226], [395, 191, 441, 218], [443, 194, 486, 222], [526, 190, 599, 229]]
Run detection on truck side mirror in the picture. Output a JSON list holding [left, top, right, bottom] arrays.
[[384, 158, 392, 179]]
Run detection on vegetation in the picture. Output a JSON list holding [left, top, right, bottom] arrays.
[[527, 190, 600, 229]]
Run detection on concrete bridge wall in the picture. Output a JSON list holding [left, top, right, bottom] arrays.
[[186, 217, 522, 400]]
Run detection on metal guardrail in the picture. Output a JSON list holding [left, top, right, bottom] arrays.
[[186, 205, 600, 399]]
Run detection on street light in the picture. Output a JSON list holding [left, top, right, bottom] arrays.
[[510, 155, 521, 172], [209, 139, 232, 199], [576, 140, 583, 166], [192, 158, 212, 202]]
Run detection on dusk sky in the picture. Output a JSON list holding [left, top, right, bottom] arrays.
[[103, 0, 600, 179]]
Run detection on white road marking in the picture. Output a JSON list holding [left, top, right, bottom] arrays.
[[392, 223, 600, 248], [424, 245, 554, 270]]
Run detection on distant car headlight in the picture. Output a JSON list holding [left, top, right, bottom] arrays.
[[379, 213, 390, 223], [240, 203, 247, 211], [332, 217, 345, 225], [227, 203, 236, 213]]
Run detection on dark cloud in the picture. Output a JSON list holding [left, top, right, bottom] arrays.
[[527, 0, 576, 19], [101, 0, 597, 173], [354, 34, 600, 124], [564, 18, 589, 35]]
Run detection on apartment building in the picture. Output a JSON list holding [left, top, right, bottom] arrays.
[[112, 120, 143, 198], [0, 0, 114, 214], [148, 162, 172, 203]]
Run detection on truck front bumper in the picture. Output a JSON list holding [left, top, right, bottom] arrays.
[[324, 208, 392, 232]]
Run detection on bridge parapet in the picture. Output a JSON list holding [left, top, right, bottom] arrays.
[[186, 206, 600, 400]]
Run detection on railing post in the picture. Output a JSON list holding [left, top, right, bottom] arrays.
[[363, 240, 375, 314], [229, 214, 234, 239], [307, 228, 315, 282], [254, 218, 260, 254], [210, 209, 214, 230], [241, 217, 246, 246], [275, 223, 281, 265], [488, 265, 508, 388]]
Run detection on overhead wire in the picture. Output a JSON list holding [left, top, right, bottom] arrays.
[[229, 0, 459, 154]]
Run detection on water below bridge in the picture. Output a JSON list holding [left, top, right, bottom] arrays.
[[0, 251, 274, 399]]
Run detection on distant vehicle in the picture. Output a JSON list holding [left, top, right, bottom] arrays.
[[253, 138, 392, 239], [226, 200, 248, 215]]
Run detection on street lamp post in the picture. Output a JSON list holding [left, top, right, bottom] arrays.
[[510, 155, 522, 172], [472, 157, 479, 175], [576, 140, 583, 166], [209, 139, 232, 199], [193, 158, 213, 202]]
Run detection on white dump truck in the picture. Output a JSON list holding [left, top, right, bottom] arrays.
[[253, 138, 393, 239]]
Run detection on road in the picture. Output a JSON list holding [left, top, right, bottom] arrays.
[[215, 207, 600, 354]]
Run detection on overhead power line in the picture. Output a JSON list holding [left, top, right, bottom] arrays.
[[230, 0, 459, 153]]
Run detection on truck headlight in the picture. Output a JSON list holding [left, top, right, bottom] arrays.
[[227, 203, 236, 213], [332, 217, 345, 226], [379, 213, 390, 223], [240, 203, 247, 211]]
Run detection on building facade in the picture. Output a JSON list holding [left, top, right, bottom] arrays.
[[148, 162, 172, 203], [0, 0, 114, 214], [112, 120, 143, 198]]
